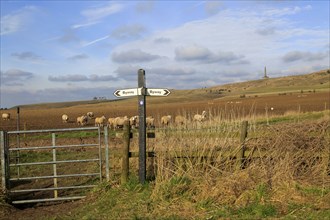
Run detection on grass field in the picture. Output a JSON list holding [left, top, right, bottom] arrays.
[[0, 69, 329, 219]]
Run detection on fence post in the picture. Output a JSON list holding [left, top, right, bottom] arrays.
[[236, 121, 248, 170], [121, 120, 130, 184], [1, 131, 8, 192], [16, 107, 21, 178], [104, 127, 110, 181]]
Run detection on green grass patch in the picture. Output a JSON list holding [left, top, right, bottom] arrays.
[[65, 179, 153, 220], [256, 110, 329, 125], [295, 184, 330, 197]]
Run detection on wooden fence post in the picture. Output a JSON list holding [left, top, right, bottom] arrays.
[[121, 120, 130, 184], [236, 120, 248, 170]]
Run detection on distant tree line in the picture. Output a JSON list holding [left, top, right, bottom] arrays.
[[93, 97, 107, 100]]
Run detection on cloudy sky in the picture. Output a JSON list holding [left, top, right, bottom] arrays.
[[1, 1, 329, 108]]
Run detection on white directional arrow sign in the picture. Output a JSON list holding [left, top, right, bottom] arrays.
[[146, 88, 171, 96], [113, 88, 141, 97], [114, 88, 171, 97]]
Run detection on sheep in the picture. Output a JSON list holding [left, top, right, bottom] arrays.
[[193, 111, 207, 123], [161, 115, 172, 126], [95, 116, 106, 127], [146, 116, 155, 128], [175, 115, 187, 126], [107, 117, 116, 129], [62, 114, 69, 123], [129, 115, 138, 129], [87, 112, 94, 119], [2, 113, 10, 120], [113, 116, 129, 129], [77, 115, 88, 126]]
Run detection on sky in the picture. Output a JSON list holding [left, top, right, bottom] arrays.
[[0, 0, 329, 108]]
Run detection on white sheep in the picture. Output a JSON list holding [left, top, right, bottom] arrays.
[[95, 116, 106, 127], [146, 116, 155, 128], [161, 115, 172, 126], [62, 114, 69, 123], [107, 117, 116, 129], [87, 112, 94, 119], [77, 115, 88, 126], [2, 113, 10, 120], [175, 115, 187, 126], [129, 115, 138, 129], [114, 116, 129, 129], [193, 111, 207, 122]]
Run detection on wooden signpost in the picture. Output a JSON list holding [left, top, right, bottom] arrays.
[[114, 69, 170, 183]]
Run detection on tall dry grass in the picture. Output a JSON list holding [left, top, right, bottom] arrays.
[[146, 116, 330, 217]]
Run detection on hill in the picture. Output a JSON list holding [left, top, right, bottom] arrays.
[[11, 69, 330, 110], [209, 69, 330, 96]]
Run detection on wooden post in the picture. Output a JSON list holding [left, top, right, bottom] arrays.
[[236, 120, 248, 170], [121, 120, 130, 184], [16, 107, 20, 178], [1, 131, 8, 192], [138, 69, 147, 184]]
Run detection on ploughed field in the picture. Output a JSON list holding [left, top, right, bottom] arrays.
[[0, 91, 329, 131]]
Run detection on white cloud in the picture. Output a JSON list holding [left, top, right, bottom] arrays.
[[48, 74, 118, 82], [1, 69, 34, 85], [175, 45, 249, 65], [135, 2, 154, 13], [263, 5, 312, 17], [81, 3, 123, 22], [111, 24, 146, 39], [175, 45, 211, 61], [11, 51, 42, 61], [204, 1, 224, 15], [112, 49, 162, 63], [67, 54, 89, 61], [282, 51, 328, 63], [73, 3, 123, 29], [109, 4, 328, 88], [0, 6, 38, 35]]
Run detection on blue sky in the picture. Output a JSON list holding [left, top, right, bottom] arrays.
[[1, 1, 329, 108]]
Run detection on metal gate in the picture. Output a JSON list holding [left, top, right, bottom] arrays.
[[0, 127, 103, 204]]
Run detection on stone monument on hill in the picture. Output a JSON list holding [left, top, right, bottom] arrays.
[[263, 66, 269, 79]]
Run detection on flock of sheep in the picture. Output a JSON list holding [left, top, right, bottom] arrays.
[[62, 110, 208, 129], [2, 110, 208, 129]]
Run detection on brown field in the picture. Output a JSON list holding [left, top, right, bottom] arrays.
[[1, 91, 329, 131]]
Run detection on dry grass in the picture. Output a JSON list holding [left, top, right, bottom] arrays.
[[1, 108, 329, 218], [144, 118, 330, 218]]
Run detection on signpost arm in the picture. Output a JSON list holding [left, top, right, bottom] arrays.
[[138, 69, 146, 184]]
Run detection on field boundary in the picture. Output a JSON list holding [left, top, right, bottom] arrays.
[[1, 127, 103, 204]]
